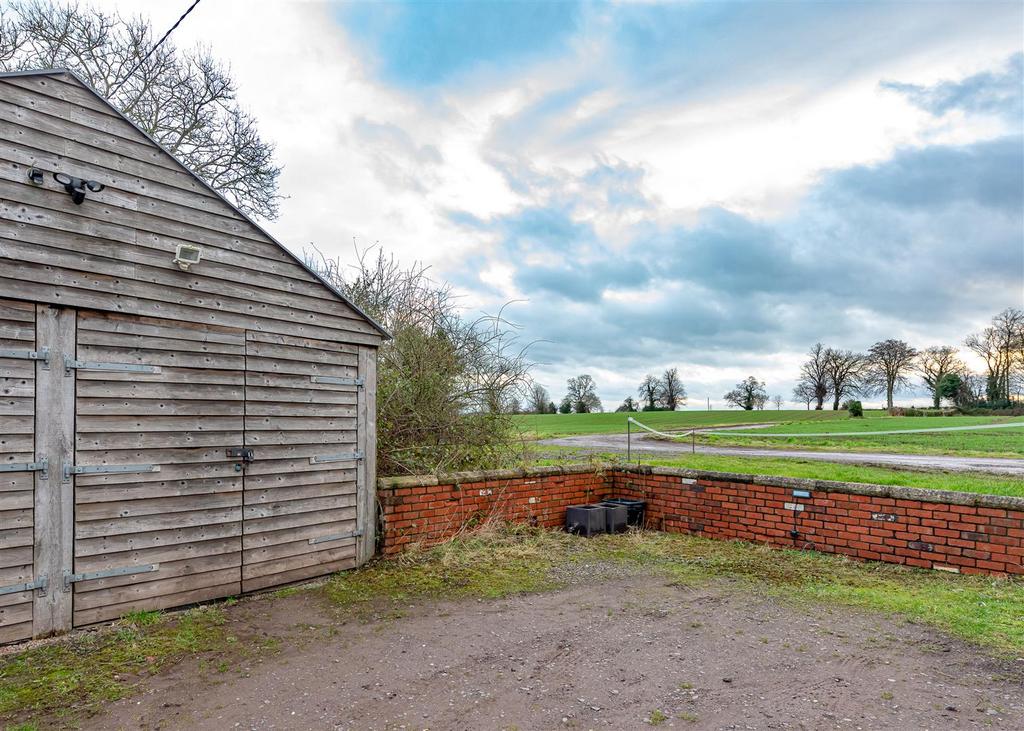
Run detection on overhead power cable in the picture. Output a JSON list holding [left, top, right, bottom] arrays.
[[111, 0, 203, 93]]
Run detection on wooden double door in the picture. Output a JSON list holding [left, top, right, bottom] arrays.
[[1, 300, 368, 642]]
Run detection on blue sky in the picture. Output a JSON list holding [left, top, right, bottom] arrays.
[[130, 0, 1024, 408]]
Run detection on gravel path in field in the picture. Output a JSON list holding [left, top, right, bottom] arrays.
[[92, 577, 1024, 730], [540, 433, 1024, 476]]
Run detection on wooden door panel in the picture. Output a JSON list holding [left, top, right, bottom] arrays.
[[71, 312, 244, 626], [241, 332, 361, 591]]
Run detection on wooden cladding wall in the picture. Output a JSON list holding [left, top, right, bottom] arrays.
[[0, 299, 36, 643], [72, 311, 245, 626], [0, 72, 384, 346]]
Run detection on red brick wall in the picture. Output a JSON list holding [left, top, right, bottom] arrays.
[[377, 467, 617, 555], [614, 467, 1024, 576], [377, 466, 1024, 576]]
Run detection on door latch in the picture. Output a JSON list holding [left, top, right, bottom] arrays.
[[226, 448, 255, 463]]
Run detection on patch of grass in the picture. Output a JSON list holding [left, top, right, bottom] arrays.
[[325, 523, 559, 607], [0, 606, 229, 726], [648, 709, 668, 725], [534, 450, 1024, 497], [323, 525, 1024, 653]]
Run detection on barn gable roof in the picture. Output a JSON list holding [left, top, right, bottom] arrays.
[[0, 67, 390, 340]]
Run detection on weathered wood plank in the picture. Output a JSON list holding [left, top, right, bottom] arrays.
[[74, 536, 241, 573], [75, 522, 242, 558], [77, 430, 242, 451], [76, 476, 241, 504], [76, 415, 243, 433], [75, 506, 242, 539], [73, 581, 240, 627], [75, 491, 242, 521], [357, 348, 377, 565], [33, 305, 74, 636]]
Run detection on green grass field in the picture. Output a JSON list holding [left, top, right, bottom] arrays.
[[514, 410, 1024, 458], [513, 409, 854, 438], [534, 449, 1024, 497], [698, 415, 1024, 458]]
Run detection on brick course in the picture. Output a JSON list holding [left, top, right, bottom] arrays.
[[377, 466, 1024, 576]]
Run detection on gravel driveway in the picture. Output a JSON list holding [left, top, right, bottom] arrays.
[[540, 433, 1024, 476], [93, 576, 1023, 730]]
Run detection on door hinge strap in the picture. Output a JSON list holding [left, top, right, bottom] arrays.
[[308, 529, 363, 545], [310, 375, 363, 387], [0, 576, 48, 597], [309, 451, 363, 465], [64, 355, 161, 376], [63, 463, 160, 481], [63, 564, 158, 592], [0, 458, 48, 479], [0, 347, 50, 368]]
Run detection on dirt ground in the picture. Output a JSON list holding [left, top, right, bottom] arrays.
[[88, 574, 1024, 731]]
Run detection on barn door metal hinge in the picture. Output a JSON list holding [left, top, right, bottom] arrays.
[[0, 458, 48, 480], [0, 576, 48, 597], [308, 529, 363, 545], [310, 375, 363, 387], [309, 451, 364, 465], [0, 347, 50, 369], [62, 463, 160, 482], [64, 355, 161, 376], [63, 564, 159, 592]]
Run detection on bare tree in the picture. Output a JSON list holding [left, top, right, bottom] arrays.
[[566, 374, 601, 413], [966, 308, 1024, 403], [864, 339, 918, 409], [917, 346, 965, 408], [0, 1, 282, 218], [615, 396, 639, 413], [798, 343, 831, 410], [771, 394, 783, 410], [307, 245, 533, 475], [637, 374, 660, 411], [824, 348, 864, 410], [792, 382, 815, 410], [526, 383, 551, 414], [657, 368, 687, 410], [723, 376, 767, 411]]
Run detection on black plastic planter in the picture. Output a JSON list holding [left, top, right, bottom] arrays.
[[599, 502, 628, 534], [565, 504, 607, 537], [603, 498, 646, 528]]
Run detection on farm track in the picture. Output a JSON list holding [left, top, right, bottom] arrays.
[[539, 433, 1024, 476]]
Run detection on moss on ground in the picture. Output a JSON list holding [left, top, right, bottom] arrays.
[[0, 605, 229, 728]]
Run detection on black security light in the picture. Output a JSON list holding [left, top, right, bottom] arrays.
[[53, 171, 105, 205]]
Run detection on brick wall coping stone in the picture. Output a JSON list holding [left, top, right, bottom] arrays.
[[378, 463, 1024, 512], [377, 464, 604, 490]]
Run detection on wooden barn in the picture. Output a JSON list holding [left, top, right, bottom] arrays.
[[0, 69, 387, 643]]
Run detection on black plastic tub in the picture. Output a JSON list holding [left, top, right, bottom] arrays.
[[565, 504, 607, 537], [602, 498, 646, 528], [599, 502, 629, 534]]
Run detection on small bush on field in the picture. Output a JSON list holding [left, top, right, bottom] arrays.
[[845, 400, 864, 417]]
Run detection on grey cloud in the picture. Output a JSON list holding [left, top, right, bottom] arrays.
[[881, 53, 1023, 122]]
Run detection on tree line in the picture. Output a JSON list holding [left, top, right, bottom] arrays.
[[524, 307, 1023, 415], [792, 308, 1023, 410]]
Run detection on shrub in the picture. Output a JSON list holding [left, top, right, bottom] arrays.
[[845, 400, 864, 417]]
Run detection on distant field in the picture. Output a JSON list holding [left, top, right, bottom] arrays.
[[513, 409, 857, 438], [514, 410, 1024, 458], [700, 415, 1024, 458], [532, 449, 1024, 498]]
